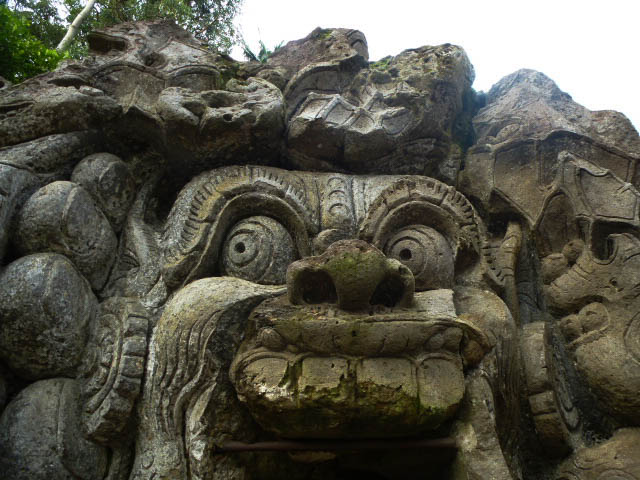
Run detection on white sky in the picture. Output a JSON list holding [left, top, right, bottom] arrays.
[[231, 0, 640, 132]]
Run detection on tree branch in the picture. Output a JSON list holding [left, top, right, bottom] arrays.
[[56, 0, 96, 52]]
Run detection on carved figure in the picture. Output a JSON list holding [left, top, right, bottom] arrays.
[[0, 20, 639, 480]]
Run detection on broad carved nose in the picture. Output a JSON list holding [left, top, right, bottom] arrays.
[[287, 239, 414, 310]]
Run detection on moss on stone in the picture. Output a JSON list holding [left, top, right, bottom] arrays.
[[370, 57, 392, 70]]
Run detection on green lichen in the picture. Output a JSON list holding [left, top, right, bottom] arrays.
[[370, 56, 392, 70], [320, 29, 333, 39], [312, 28, 333, 40]]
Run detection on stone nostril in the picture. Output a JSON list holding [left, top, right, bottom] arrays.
[[369, 275, 406, 308], [288, 240, 414, 310], [399, 248, 412, 261], [298, 270, 337, 305]]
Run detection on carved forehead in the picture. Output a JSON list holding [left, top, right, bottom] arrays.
[[166, 165, 480, 230], [161, 165, 484, 288]]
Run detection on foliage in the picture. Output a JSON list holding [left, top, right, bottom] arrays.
[[371, 57, 391, 71], [10, 0, 67, 47], [241, 38, 283, 63], [6, 0, 242, 57], [83, 0, 242, 52], [1, 0, 242, 82], [0, 5, 65, 82]]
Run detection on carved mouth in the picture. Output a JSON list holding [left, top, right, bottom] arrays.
[[229, 290, 488, 439]]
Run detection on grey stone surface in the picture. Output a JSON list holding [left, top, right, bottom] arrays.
[[0, 19, 639, 480], [71, 152, 136, 231], [0, 85, 121, 148], [0, 378, 108, 480], [0, 253, 96, 379], [15, 180, 117, 290], [286, 43, 474, 180]]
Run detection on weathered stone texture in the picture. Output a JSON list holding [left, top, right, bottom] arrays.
[[0, 19, 639, 480]]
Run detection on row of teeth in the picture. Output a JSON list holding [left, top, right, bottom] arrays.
[[232, 351, 462, 401]]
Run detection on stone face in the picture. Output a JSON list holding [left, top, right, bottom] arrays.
[[1, 19, 640, 480]]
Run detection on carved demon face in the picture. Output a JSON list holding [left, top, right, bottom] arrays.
[[118, 166, 511, 479], [157, 167, 492, 438], [3, 20, 640, 480]]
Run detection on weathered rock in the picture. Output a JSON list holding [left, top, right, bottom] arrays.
[[82, 297, 149, 444], [155, 77, 285, 177], [131, 277, 285, 479], [460, 70, 640, 225], [555, 428, 640, 479], [15, 181, 117, 290], [0, 253, 96, 379], [521, 322, 579, 455], [0, 131, 100, 176], [71, 152, 136, 231], [0, 85, 121, 148], [0, 378, 108, 480], [286, 43, 475, 181], [262, 27, 369, 88], [0, 370, 6, 413], [1, 19, 640, 480], [474, 69, 640, 157], [0, 164, 39, 263], [544, 233, 640, 425]]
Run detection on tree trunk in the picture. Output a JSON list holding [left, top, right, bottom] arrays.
[[56, 0, 97, 52]]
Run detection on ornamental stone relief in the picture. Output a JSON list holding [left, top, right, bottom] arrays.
[[0, 21, 639, 480]]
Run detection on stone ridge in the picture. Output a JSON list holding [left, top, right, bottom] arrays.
[[1, 20, 640, 480]]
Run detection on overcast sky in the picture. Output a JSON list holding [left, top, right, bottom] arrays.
[[230, 0, 639, 131]]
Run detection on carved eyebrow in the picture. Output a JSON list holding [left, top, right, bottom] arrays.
[[162, 165, 317, 289], [358, 176, 481, 251]]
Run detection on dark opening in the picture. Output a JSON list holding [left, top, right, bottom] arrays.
[[234, 242, 246, 253], [223, 113, 233, 122], [370, 276, 405, 308], [336, 470, 388, 480], [591, 221, 638, 260], [300, 270, 337, 304], [399, 248, 412, 261]]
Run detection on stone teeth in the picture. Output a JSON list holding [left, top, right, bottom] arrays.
[[234, 354, 465, 432]]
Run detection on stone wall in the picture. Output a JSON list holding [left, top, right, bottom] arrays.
[[0, 21, 639, 480]]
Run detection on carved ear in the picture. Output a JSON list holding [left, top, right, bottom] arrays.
[[146, 277, 285, 434], [161, 166, 317, 289], [82, 297, 149, 445], [131, 278, 284, 479]]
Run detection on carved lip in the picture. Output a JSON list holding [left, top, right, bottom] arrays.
[[245, 289, 489, 358], [228, 289, 489, 438], [269, 316, 478, 357]]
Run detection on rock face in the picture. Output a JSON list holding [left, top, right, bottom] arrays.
[[0, 20, 639, 480]]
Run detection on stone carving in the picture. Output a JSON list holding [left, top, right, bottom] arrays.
[[1, 19, 640, 480], [82, 297, 149, 444], [71, 152, 136, 232], [0, 253, 96, 379], [15, 180, 118, 289]]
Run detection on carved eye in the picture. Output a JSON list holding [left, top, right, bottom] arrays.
[[220, 216, 295, 284], [384, 225, 454, 290]]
